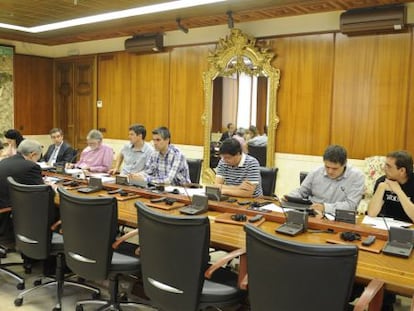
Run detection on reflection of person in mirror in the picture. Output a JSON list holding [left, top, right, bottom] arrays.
[[233, 127, 248, 153], [219, 123, 236, 142], [215, 138, 262, 197], [246, 125, 267, 147], [367, 150, 414, 223]]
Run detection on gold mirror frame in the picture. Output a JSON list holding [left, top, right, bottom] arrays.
[[202, 29, 281, 184]]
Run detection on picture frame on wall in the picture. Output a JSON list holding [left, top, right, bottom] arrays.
[[0, 45, 14, 136]]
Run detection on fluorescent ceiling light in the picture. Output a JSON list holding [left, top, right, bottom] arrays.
[[0, 0, 226, 33]]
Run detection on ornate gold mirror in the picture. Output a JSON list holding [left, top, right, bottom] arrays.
[[202, 29, 281, 184]]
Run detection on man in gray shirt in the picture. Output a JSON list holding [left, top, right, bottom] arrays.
[[287, 145, 364, 216], [109, 124, 154, 175]]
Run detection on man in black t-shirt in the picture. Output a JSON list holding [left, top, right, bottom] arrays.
[[367, 150, 414, 223]]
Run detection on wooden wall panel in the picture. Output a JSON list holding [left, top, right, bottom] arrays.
[[169, 45, 213, 145], [97, 53, 131, 139], [129, 52, 170, 136], [14, 54, 53, 134], [332, 33, 411, 159], [73, 57, 97, 148], [271, 34, 334, 155], [405, 30, 414, 154]]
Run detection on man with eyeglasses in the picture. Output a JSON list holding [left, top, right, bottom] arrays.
[[129, 126, 190, 186], [66, 129, 113, 173], [286, 144, 364, 216], [41, 128, 75, 166], [367, 150, 414, 223]]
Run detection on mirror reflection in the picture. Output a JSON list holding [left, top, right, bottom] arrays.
[[202, 29, 280, 184]]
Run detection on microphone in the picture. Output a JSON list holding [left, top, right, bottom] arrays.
[[380, 213, 391, 231], [182, 184, 193, 206], [279, 203, 289, 222], [67, 149, 79, 165]]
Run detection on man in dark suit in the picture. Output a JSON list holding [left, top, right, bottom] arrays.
[[41, 128, 75, 166], [219, 123, 236, 142], [0, 139, 44, 234], [0, 139, 44, 207]]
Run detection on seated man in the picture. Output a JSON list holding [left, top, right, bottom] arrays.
[[0, 139, 44, 207], [130, 126, 190, 186], [246, 125, 267, 147], [287, 145, 364, 216], [214, 138, 263, 198], [219, 123, 236, 142], [367, 150, 414, 223], [0, 140, 44, 234], [109, 124, 154, 175], [66, 129, 113, 173], [41, 128, 75, 166]]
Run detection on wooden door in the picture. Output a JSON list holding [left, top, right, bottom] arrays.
[[54, 56, 97, 150]]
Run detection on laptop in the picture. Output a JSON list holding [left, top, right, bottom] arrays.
[[382, 227, 413, 258], [275, 210, 308, 236], [77, 177, 103, 194], [281, 195, 312, 211], [180, 195, 209, 215], [205, 186, 229, 201]]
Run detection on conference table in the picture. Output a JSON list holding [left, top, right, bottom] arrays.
[[45, 171, 414, 298]]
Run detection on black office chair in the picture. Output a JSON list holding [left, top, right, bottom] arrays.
[[8, 177, 100, 310], [244, 224, 385, 311], [58, 187, 146, 311], [136, 201, 244, 311], [187, 158, 203, 184], [0, 205, 25, 289], [248, 145, 267, 166], [259, 167, 278, 196]]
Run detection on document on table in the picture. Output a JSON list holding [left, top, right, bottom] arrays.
[[362, 215, 412, 230], [164, 186, 205, 197]]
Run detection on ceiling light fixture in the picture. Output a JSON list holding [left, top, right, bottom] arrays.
[[0, 0, 226, 33], [227, 10, 234, 29], [176, 18, 189, 33]]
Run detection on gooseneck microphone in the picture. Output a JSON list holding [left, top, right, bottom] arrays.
[[380, 213, 391, 231], [67, 149, 79, 165]]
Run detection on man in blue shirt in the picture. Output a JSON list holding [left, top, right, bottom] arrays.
[[129, 127, 190, 186]]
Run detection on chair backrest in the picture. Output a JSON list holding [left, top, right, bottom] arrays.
[[7, 176, 56, 260], [245, 224, 358, 311], [57, 187, 118, 280], [248, 145, 267, 166], [136, 201, 210, 311], [187, 158, 203, 184], [259, 167, 278, 196]]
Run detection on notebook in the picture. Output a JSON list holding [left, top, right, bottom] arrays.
[[180, 194, 209, 215], [77, 177, 103, 194], [382, 227, 413, 258], [205, 186, 228, 201]]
